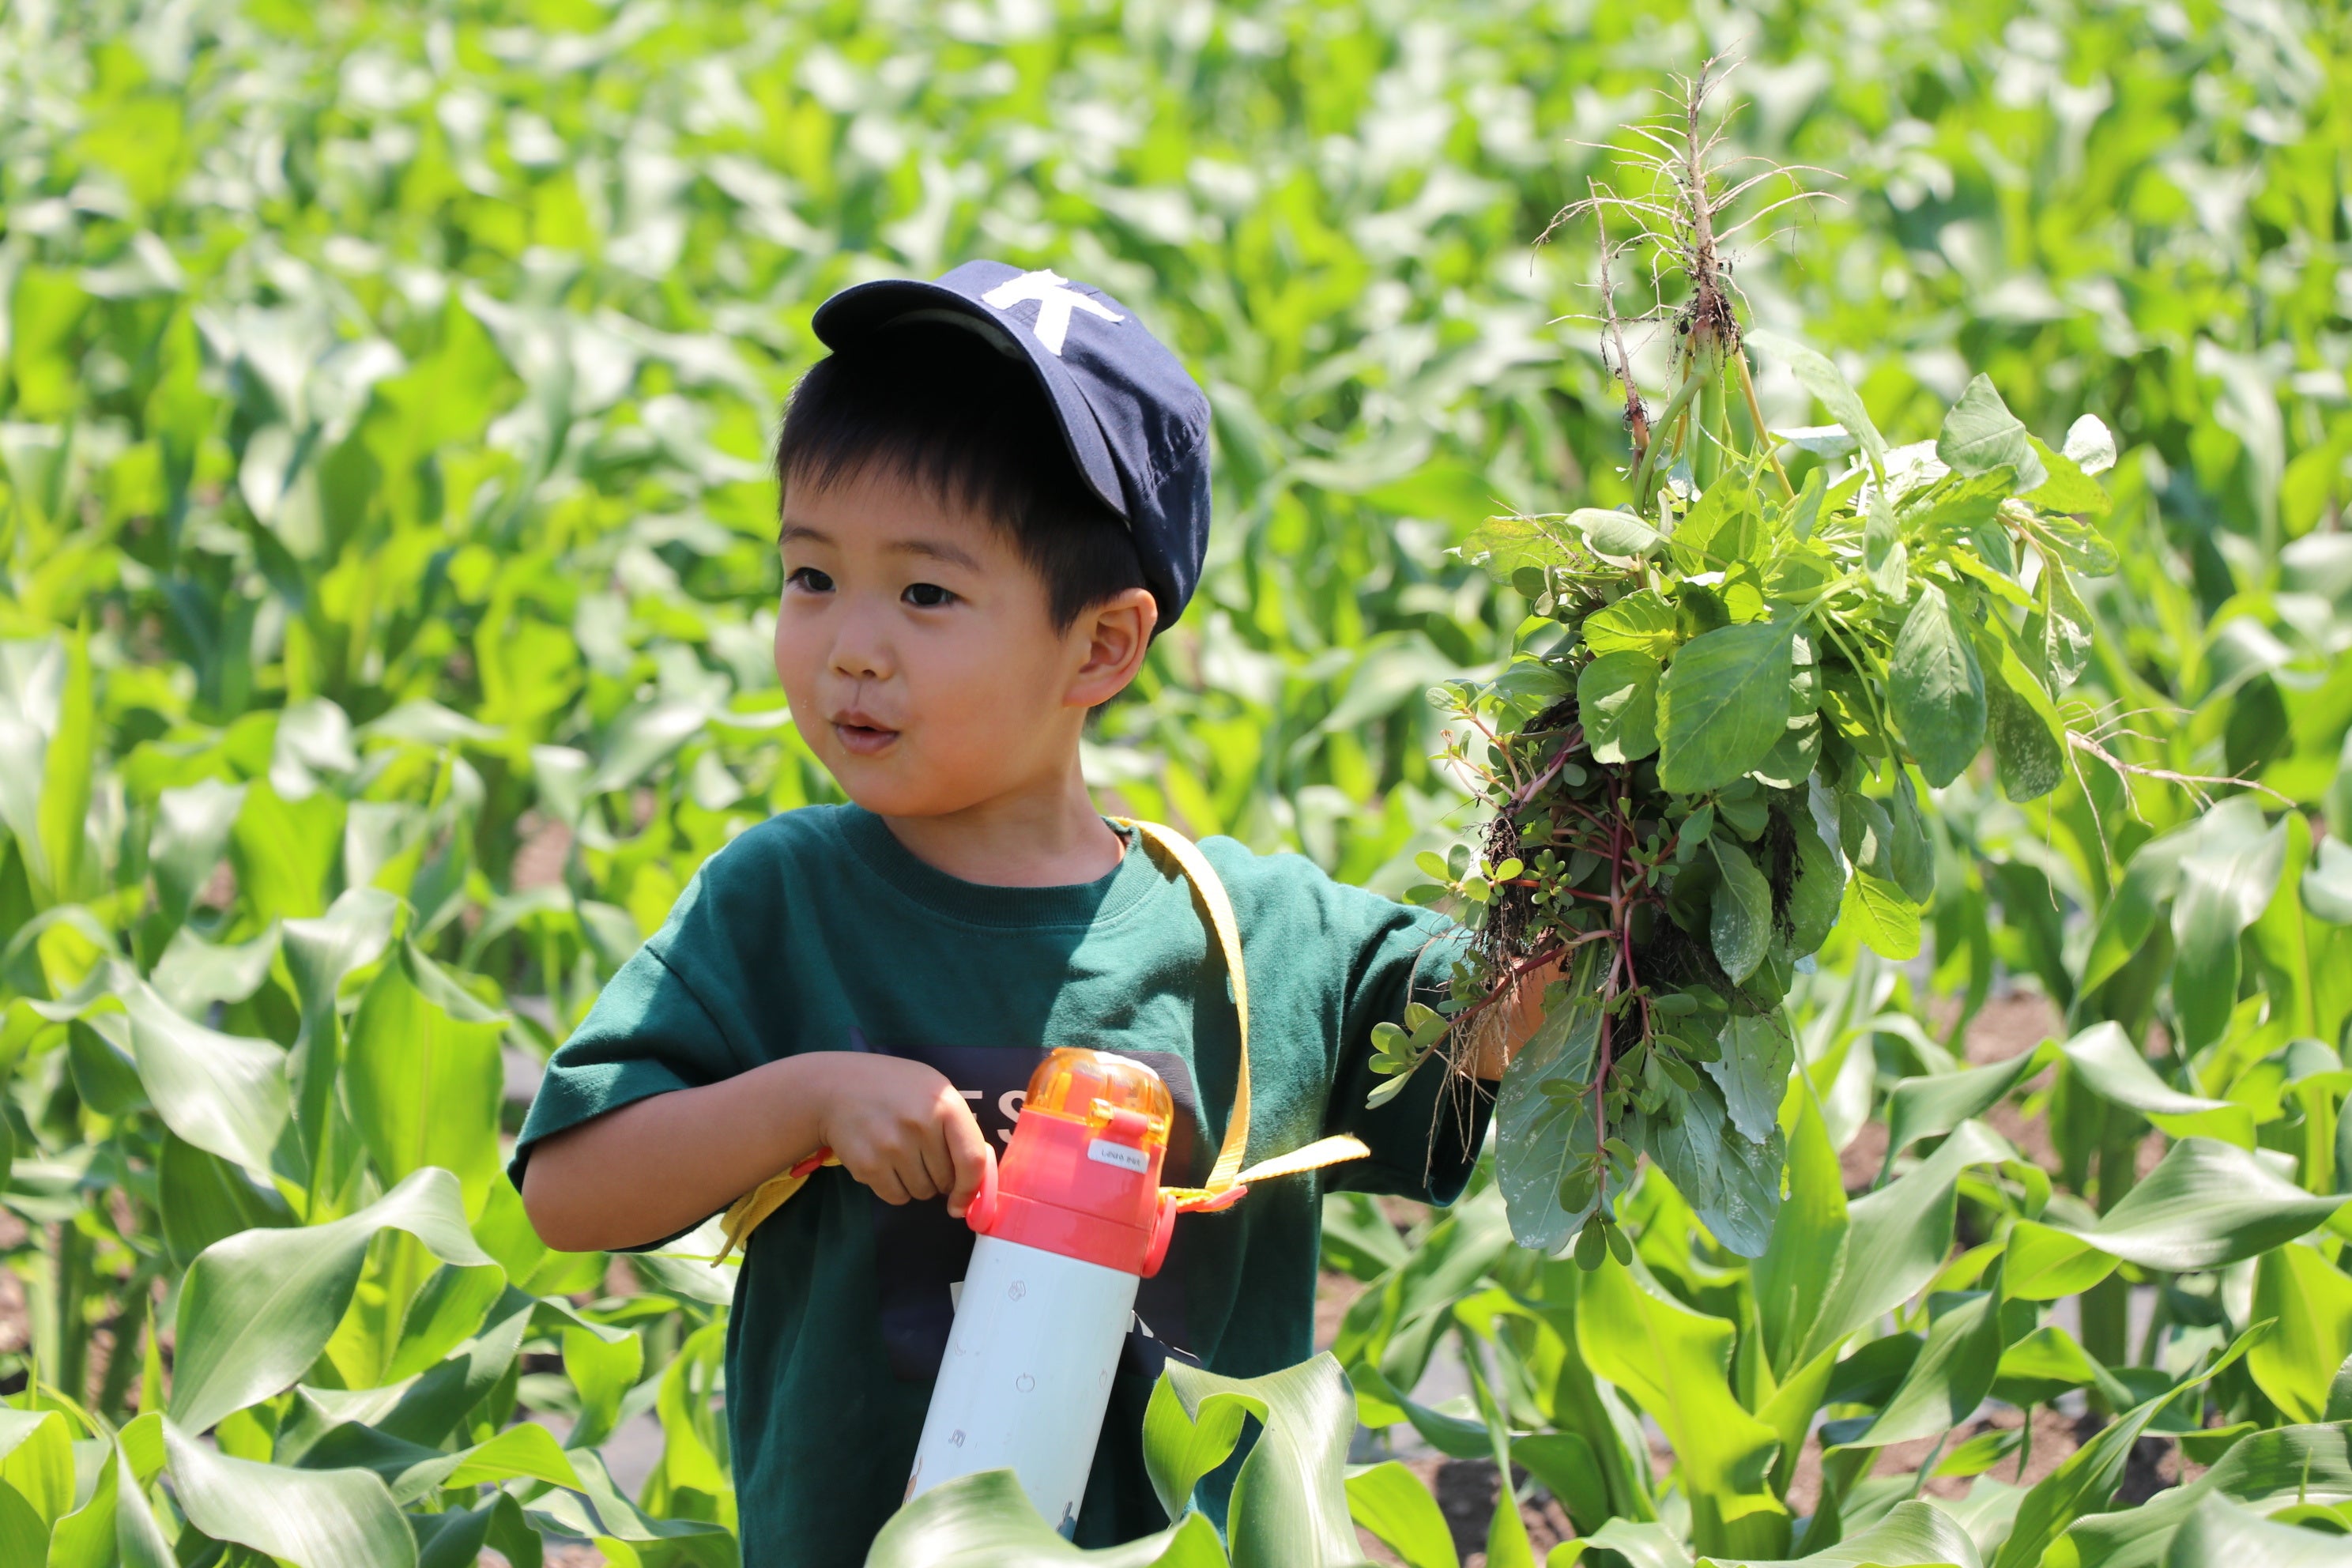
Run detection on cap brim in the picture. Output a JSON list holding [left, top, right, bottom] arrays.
[[809, 279, 1129, 526]]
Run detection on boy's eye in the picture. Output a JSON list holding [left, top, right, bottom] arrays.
[[787, 567, 834, 594], [903, 582, 956, 609]]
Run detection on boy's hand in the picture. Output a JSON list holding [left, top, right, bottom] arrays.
[[817, 1055, 993, 1216], [1471, 955, 1566, 1081]]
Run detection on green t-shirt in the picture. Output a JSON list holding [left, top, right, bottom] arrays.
[[511, 804, 1487, 1567]]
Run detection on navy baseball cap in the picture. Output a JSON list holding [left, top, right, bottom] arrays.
[[810, 260, 1212, 628]]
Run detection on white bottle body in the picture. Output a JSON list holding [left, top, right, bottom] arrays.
[[906, 1234, 1138, 1537]]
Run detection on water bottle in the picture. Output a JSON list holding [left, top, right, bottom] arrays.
[[905, 1047, 1178, 1536]]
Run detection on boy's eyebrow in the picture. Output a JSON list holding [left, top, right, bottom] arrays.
[[777, 522, 982, 573], [888, 537, 982, 571]]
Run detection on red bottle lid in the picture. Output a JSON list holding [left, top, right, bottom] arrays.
[[967, 1047, 1179, 1278]]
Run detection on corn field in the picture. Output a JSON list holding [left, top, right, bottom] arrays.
[[2, 1, 2350, 1565]]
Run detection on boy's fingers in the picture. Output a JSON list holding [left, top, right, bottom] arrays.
[[915, 1127, 958, 1204], [942, 1101, 991, 1219]]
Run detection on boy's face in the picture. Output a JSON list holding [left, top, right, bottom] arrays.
[[774, 469, 1155, 820]]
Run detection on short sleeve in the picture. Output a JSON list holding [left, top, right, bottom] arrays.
[[507, 853, 775, 1200], [1325, 905, 1492, 1207]]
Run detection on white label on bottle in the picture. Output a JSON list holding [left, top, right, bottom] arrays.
[[1086, 1139, 1150, 1174]]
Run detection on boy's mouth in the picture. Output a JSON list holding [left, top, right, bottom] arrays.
[[830, 711, 900, 756]]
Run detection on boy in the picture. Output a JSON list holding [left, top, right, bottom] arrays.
[[513, 261, 1543, 1566]]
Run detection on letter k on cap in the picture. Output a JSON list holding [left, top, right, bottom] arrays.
[[980, 269, 1125, 356]]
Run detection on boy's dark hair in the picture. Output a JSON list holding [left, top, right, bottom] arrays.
[[775, 323, 1148, 632]]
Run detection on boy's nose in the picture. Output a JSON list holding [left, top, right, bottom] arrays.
[[828, 613, 894, 681]]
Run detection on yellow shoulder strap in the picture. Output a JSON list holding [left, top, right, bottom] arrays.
[[1118, 819, 1254, 1197], [713, 819, 1367, 1263], [1119, 819, 1369, 1208]]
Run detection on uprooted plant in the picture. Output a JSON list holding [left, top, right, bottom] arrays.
[[1370, 66, 2125, 1262]]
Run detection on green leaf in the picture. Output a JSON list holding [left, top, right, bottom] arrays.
[[150, 922, 282, 1016], [1167, 1355, 1360, 1568], [1463, 514, 1578, 582], [114, 1435, 176, 1568], [1513, 1433, 1610, 1539], [345, 940, 507, 1218], [1865, 488, 1908, 599], [1657, 621, 1800, 795], [1889, 586, 1985, 787], [1553, 1520, 1696, 1568], [231, 778, 348, 921], [1838, 1292, 2003, 1450], [2173, 812, 2290, 1057], [164, 1416, 418, 1568], [2248, 1242, 2352, 1424], [2163, 1497, 2351, 1568], [1839, 790, 1895, 880], [1747, 330, 1887, 481], [1346, 1462, 1459, 1568], [117, 977, 291, 1173], [1580, 650, 1661, 763], [1707, 840, 1772, 984], [1992, 1328, 2263, 1568], [2000, 1224, 2120, 1302], [1755, 1089, 1850, 1378], [2063, 1138, 2346, 1272], [1979, 632, 2068, 803], [170, 1167, 495, 1434], [523, 1446, 737, 1563], [1751, 717, 1822, 791], [1886, 775, 1935, 905], [1841, 872, 1922, 961], [285, 1404, 584, 1505], [1143, 1373, 1251, 1523], [876, 1470, 1230, 1567], [1577, 1257, 1788, 1559], [0, 1481, 44, 1565], [1584, 591, 1680, 658], [2302, 838, 2352, 925], [1702, 1014, 1792, 1146], [0, 1407, 73, 1525], [1570, 507, 1662, 560], [1880, 1042, 2056, 1173], [1496, 978, 1610, 1252], [2060, 1424, 2352, 1568], [1799, 1122, 2011, 1365], [2018, 437, 2111, 516], [1992, 1325, 2117, 1408], [1697, 1498, 1981, 1566], [563, 1321, 646, 1450], [1348, 1363, 1492, 1461], [2064, 416, 2117, 475], [2034, 564, 2096, 694], [1651, 1073, 1785, 1257], [1674, 472, 1761, 573], [2023, 511, 2119, 576], [2060, 1022, 2255, 1146], [36, 631, 95, 902], [149, 778, 248, 931], [1937, 375, 2046, 490], [282, 886, 401, 1207], [158, 1129, 295, 1268], [1785, 812, 1845, 959]]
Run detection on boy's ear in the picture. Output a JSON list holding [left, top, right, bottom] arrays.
[[1066, 587, 1159, 709]]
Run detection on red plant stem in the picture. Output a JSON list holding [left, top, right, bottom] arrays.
[[1510, 728, 1586, 808], [1594, 797, 1626, 1144], [1460, 710, 1525, 794]]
